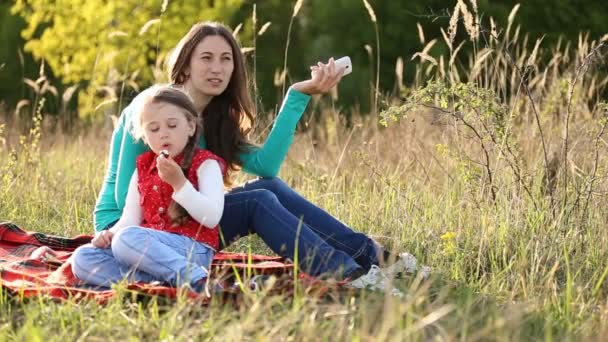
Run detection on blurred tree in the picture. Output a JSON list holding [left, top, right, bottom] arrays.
[[11, 0, 243, 120], [0, 3, 38, 110], [6, 0, 608, 123], [299, 0, 449, 113], [484, 0, 608, 42]]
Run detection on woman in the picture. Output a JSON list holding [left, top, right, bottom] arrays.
[[91, 22, 424, 293]]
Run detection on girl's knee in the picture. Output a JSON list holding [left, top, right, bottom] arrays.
[[71, 245, 100, 279], [72, 244, 97, 264], [111, 226, 145, 259]]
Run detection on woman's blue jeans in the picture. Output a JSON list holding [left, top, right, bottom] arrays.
[[219, 177, 382, 276]]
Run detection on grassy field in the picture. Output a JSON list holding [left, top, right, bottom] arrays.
[[2, 3, 608, 340], [1, 104, 608, 340]]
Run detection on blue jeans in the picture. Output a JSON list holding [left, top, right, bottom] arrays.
[[219, 177, 383, 276], [72, 226, 213, 288]]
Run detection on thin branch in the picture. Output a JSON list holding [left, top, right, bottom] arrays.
[[422, 104, 496, 202], [563, 42, 607, 211]]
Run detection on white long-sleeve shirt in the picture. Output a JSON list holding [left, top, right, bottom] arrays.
[[109, 159, 224, 233]]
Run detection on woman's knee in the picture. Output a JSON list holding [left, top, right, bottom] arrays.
[[251, 189, 280, 206], [258, 177, 288, 194]]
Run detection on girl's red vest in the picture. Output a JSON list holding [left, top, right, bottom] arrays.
[[136, 148, 226, 250]]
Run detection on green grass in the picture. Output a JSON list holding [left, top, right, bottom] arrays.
[[1, 121, 607, 341]]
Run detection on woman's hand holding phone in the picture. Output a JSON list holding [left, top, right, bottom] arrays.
[[292, 56, 352, 95]]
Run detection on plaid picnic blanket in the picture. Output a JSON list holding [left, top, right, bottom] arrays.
[[0, 221, 342, 303]]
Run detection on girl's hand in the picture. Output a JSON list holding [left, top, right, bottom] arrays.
[[92, 230, 114, 249], [157, 154, 187, 191], [291, 57, 345, 95]]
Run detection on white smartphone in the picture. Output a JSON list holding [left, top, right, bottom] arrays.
[[334, 56, 352, 76]]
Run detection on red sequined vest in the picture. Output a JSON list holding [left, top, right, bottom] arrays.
[[136, 148, 226, 250]]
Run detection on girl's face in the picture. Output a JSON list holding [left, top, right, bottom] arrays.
[[141, 102, 195, 157], [185, 35, 235, 98]]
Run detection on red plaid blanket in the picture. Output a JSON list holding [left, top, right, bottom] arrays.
[[0, 222, 340, 303]]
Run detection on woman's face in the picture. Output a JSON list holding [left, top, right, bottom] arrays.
[[185, 35, 235, 97]]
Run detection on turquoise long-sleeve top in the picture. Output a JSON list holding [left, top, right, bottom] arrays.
[[93, 86, 311, 231]]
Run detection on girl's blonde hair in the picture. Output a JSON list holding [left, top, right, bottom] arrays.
[[131, 86, 198, 141], [133, 86, 203, 226]]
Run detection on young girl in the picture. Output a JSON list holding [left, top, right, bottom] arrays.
[[72, 86, 226, 294]]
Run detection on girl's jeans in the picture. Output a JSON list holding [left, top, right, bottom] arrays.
[[72, 226, 212, 288], [219, 177, 383, 276]]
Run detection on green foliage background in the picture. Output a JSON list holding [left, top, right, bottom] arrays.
[[1, 0, 607, 121]]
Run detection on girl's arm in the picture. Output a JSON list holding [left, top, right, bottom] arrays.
[[172, 159, 224, 227], [239, 87, 310, 177], [109, 172, 143, 233]]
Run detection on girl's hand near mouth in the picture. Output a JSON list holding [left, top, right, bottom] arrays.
[[157, 153, 187, 191]]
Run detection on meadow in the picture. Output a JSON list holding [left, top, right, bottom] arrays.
[[1, 2, 608, 341]]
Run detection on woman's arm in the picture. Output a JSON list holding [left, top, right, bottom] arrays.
[[239, 59, 344, 178], [93, 89, 153, 231], [239, 87, 310, 177], [109, 172, 143, 233], [172, 159, 224, 227], [93, 111, 126, 231], [115, 105, 149, 208], [93, 104, 146, 231]]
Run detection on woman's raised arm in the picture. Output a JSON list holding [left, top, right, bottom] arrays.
[[238, 58, 344, 177]]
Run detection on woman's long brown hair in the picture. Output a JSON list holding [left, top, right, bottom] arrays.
[[167, 22, 255, 185]]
